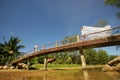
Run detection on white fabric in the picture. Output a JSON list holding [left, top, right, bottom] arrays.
[[81, 25, 112, 40]]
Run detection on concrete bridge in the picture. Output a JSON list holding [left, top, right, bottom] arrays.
[[11, 27, 120, 69]]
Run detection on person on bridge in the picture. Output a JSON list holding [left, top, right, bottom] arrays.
[[34, 44, 38, 52]]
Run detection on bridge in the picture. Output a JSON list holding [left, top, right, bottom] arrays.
[[11, 26, 120, 69]]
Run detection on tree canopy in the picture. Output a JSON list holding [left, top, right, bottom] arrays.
[[105, 0, 120, 18], [0, 36, 25, 65], [95, 20, 108, 27], [105, 0, 120, 8]]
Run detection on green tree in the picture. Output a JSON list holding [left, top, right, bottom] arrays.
[[38, 56, 45, 64], [52, 35, 79, 64], [55, 52, 68, 64], [61, 35, 77, 45], [69, 50, 80, 64], [105, 0, 120, 18], [66, 57, 72, 64], [105, 0, 120, 8], [97, 49, 109, 64], [0, 36, 25, 65], [74, 55, 81, 64], [95, 20, 108, 27], [29, 57, 38, 65], [84, 49, 97, 65], [109, 55, 117, 61]]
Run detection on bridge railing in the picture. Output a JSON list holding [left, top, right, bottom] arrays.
[[12, 26, 120, 62]]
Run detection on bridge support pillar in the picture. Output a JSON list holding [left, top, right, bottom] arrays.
[[79, 48, 86, 68], [44, 55, 48, 70], [27, 59, 30, 70], [80, 48, 89, 80]]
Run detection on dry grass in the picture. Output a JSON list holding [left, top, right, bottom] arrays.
[[0, 67, 119, 80]]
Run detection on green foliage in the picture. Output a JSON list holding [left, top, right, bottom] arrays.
[[29, 64, 41, 70], [29, 57, 38, 65], [32, 64, 81, 69], [0, 36, 25, 65], [66, 57, 72, 64], [55, 52, 66, 64], [37, 56, 45, 64], [109, 55, 117, 61], [53, 51, 81, 64], [97, 49, 109, 64], [84, 49, 98, 65], [48, 64, 81, 68], [95, 20, 108, 27], [105, 0, 120, 18], [57, 36, 80, 64], [50, 48, 110, 65], [105, 0, 120, 8], [61, 35, 77, 45]]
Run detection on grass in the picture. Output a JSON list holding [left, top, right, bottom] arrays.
[[31, 64, 81, 69]]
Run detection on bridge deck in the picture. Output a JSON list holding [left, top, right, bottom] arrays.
[[11, 34, 120, 64]]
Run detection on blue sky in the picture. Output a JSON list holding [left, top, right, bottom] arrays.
[[0, 0, 120, 55]]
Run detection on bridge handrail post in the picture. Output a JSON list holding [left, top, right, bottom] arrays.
[[77, 35, 80, 42], [56, 41, 58, 47]]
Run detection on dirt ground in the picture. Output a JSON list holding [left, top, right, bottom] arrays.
[[0, 69, 49, 80], [0, 69, 84, 80], [0, 67, 120, 80]]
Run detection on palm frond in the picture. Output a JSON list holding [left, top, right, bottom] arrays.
[[0, 36, 25, 64]]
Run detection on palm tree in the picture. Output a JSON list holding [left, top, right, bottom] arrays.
[[0, 36, 25, 65]]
